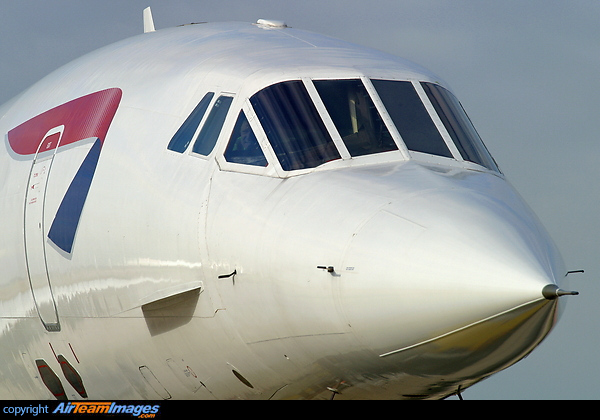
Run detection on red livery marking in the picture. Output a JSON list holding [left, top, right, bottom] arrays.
[[7, 88, 122, 156], [9, 88, 123, 255]]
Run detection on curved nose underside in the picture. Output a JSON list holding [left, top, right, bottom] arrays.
[[333, 298, 560, 400], [333, 169, 572, 397]]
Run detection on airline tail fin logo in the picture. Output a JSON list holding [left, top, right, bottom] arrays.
[[8, 88, 122, 254]]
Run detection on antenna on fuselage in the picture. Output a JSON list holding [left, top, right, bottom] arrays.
[[143, 7, 156, 33]]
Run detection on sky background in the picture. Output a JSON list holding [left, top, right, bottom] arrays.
[[1, 1, 598, 400]]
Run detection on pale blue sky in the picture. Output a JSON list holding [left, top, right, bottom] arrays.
[[1, 0, 598, 399]]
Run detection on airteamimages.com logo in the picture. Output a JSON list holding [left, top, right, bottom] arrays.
[[54, 402, 160, 417], [2, 402, 161, 418]]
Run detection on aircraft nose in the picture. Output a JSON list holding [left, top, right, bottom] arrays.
[[542, 283, 579, 299], [338, 182, 575, 384]]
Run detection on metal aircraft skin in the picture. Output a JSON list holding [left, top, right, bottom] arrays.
[[0, 13, 578, 400]]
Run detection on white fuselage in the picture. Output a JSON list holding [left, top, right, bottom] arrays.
[[0, 21, 572, 400]]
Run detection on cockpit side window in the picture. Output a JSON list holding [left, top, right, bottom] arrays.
[[371, 80, 452, 159], [313, 79, 397, 157], [421, 82, 499, 172], [224, 111, 268, 167], [250, 80, 341, 171], [167, 92, 214, 153], [192, 95, 233, 156]]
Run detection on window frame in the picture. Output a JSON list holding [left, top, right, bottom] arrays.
[[215, 99, 279, 177], [190, 93, 236, 159], [248, 79, 343, 173], [369, 78, 453, 159], [167, 92, 215, 154], [420, 82, 500, 173], [303, 78, 351, 161], [409, 80, 464, 161], [223, 109, 269, 167], [240, 77, 411, 177], [172, 77, 501, 178], [311, 77, 404, 159]]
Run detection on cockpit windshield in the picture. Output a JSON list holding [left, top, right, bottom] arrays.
[[313, 79, 397, 157], [250, 80, 341, 171], [167, 76, 498, 175], [371, 80, 452, 158], [224, 111, 268, 166], [421, 82, 498, 172], [245, 78, 498, 174]]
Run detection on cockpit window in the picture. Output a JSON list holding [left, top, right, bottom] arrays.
[[224, 111, 268, 166], [421, 82, 499, 172], [313, 79, 397, 157], [250, 80, 341, 171], [192, 95, 233, 156], [167, 92, 214, 153], [371, 80, 452, 159]]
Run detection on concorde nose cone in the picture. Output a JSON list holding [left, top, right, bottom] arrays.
[[542, 283, 579, 300], [339, 181, 573, 371]]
